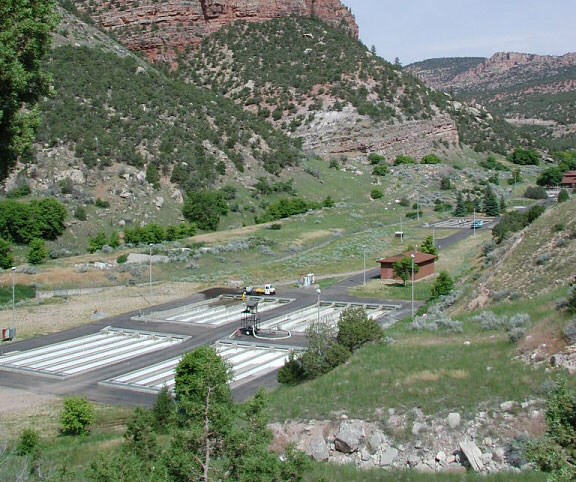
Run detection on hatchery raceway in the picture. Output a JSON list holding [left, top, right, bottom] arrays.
[[0, 222, 488, 407]]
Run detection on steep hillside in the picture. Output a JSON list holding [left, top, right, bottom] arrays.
[[404, 57, 486, 91], [406, 53, 576, 151], [186, 17, 513, 160], [67, 0, 358, 65], [473, 197, 576, 304]]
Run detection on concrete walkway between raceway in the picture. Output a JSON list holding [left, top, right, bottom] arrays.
[[0, 221, 483, 406]]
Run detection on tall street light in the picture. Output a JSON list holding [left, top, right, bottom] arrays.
[[316, 288, 321, 323], [149, 243, 153, 303], [473, 209, 476, 237], [410, 254, 415, 320], [363, 246, 366, 286], [11, 267, 15, 326]]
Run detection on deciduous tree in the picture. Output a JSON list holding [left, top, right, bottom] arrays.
[[393, 256, 419, 286], [0, 0, 58, 180]]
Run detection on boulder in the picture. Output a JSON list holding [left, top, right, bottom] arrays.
[[334, 419, 364, 454]]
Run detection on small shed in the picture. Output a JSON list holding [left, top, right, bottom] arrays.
[[378, 251, 436, 281], [561, 171, 576, 190]]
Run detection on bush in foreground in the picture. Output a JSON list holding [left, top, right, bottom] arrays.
[[60, 396, 95, 436]]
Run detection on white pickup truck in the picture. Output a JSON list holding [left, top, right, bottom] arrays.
[[244, 284, 276, 296]]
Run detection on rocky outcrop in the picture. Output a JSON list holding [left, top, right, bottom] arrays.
[[270, 403, 546, 475], [74, 0, 358, 64], [298, 109, 460, 161]]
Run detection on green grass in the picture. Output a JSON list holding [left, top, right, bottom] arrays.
[[0, 284, 36, 305], [305, 461, 547, 481], [268, 338, 552, 422], [351, 280, 433, 301]]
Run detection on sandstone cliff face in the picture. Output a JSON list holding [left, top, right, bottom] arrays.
[[75, 0, 358, 64], [297, 108, 460, 162]]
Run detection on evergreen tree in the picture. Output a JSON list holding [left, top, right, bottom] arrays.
[[453, 192, 466, 217], [420, 236, 438, 257], [483, 186, 500, 216], [430, 271, 454, 299]]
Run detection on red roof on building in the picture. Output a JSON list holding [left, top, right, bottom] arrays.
[[378, 251, 436, 264], [561, 171, 576, 185]]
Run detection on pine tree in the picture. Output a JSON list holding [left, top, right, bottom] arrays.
[[453, 192, 466, 217], [483, 186, 500, 216]]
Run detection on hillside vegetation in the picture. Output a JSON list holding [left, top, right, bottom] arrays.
[[406, 54, 576, 151]]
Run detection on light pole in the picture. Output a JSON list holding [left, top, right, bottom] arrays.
[[410, 254, 415, 320], [473, 209, 476, 237], [148, 243, 153, 303], [400, 216, 403, 244], [11, 267, 15, 325], [315, 288, 321, 323], [363, 246, 366, 285]]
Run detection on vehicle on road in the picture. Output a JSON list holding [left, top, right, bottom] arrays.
[[244, 284, 276, 296], [471, 220, 484, 229]]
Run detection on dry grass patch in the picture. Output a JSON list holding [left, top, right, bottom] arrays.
[[518, 317, 567, 357], [403, 369, 469, 385], [0, 387, 61, 440], [0, 281, 201, 339]]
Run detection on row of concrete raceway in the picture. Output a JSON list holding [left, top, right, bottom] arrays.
[[0, 219, 494, 405]]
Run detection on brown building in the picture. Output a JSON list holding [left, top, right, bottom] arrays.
[[561, 171, 576, 190], [378, 251, 436, 282]]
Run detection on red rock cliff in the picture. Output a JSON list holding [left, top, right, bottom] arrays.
[[75, 0, 358, 64]]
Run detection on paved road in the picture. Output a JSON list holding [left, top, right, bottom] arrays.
[[0, 217, 488, 407]]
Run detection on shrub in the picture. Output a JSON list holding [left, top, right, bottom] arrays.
[[60, 396, 95, 435], [558, 189, 570, 203], [394, 154, 416, 165], [371, 164, 388, 176], [0, 238, 14, 269], [523, 186, 548, 199], [322, 195, 335, 208], [95, 198, 110, 208], [16, 428, 41, 456], [567, 288, 576, 315], [74, 206, 87, 221], [116, 253, 128, 264], [370, 189, 383, 199], [336, 307, 383, 351], [440, 176, 451, 190], [27, 238, 48, 265], [405, 210, 422, 219], [420, 154, 442, 164], [508, 148, 540, 166], [368, 153, 385, 164], [472, 311, 506, 331], [6, 183, 31, 198], [527, 379, 576, 478], [58, 177, 75, 194]]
